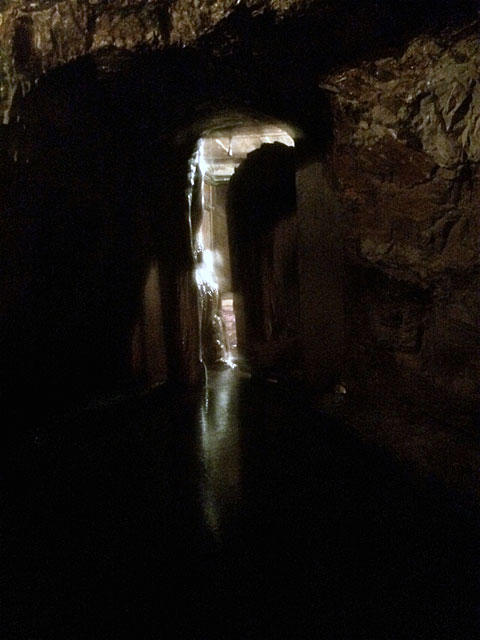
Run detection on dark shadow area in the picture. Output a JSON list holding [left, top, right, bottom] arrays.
[[0, 31, 335, 408], [2, 370, 479, 638], [227, 143, 299, 373], [1, 24, 337, 408], [198, 0, 478, 72]]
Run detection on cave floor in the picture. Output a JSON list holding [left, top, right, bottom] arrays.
[[320, 383, 480, 509], [2, 369, 479, 639]]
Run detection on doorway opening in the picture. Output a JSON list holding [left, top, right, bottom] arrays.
[[192, 123, 296, 371]]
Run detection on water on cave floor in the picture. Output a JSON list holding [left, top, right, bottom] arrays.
[[2, 369, 479, 639]]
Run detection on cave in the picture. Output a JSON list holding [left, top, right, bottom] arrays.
[[194, 124, 302, 372], [1, 1, 479, 638]]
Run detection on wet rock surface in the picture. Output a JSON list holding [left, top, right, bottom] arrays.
[[2, 370, 480, 638], [327, 31, 480, 414]]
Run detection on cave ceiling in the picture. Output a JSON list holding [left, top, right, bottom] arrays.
[[0, 1, 477, 77], [0, 1, 477, 126]]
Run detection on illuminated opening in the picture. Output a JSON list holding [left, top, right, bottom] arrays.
[[193, 122, 296, 369], [221, 295, 237, 352]]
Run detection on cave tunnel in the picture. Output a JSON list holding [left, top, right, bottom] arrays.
[[1, 1, 479, 638], [192, 123, 329, 379]]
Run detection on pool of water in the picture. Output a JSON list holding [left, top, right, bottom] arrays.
[[2, 369, 479, 638]]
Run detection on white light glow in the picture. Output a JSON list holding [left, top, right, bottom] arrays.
[[200, 124, 296, 182], [195, 248, 219, 293], [260, 133, 295, 147], [197, 138, 210, 178]]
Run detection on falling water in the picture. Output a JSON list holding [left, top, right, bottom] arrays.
[[187, 140, 235, 372]]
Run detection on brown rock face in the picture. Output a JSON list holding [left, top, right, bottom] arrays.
[[328, 32, 480, 414], [0, 0, 477, 419], [0, 0, 316, 123]]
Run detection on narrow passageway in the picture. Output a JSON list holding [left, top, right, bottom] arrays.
[[2, 370, 479, 639]]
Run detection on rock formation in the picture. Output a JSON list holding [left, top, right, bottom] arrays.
[[328, 30, 479, 414], [0, 0, 477, 423]]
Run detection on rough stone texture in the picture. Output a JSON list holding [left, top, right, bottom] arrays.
[[0, 0, 318, 123], [92, 4, 166, 52], [327, 32, 480, 416], [328, 33, 480, 167], [168, 0, 239, 45], [0, 0, 478, 427]]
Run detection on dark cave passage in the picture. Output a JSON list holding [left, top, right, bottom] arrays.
[[0, 2, 479, 638], [0, 50, 344, 408]]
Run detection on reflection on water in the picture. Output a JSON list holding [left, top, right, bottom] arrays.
[[198, 369, 242, 539]]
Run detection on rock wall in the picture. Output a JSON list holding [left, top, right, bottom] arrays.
[[326, 32, 480, 414], [0, 0, 313, 125], [296, 161, 345, 390], [227, 142, 300, 373], [0, 58, 204, 408]]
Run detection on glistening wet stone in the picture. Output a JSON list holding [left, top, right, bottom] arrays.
[[2, 370, 479, 638]]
